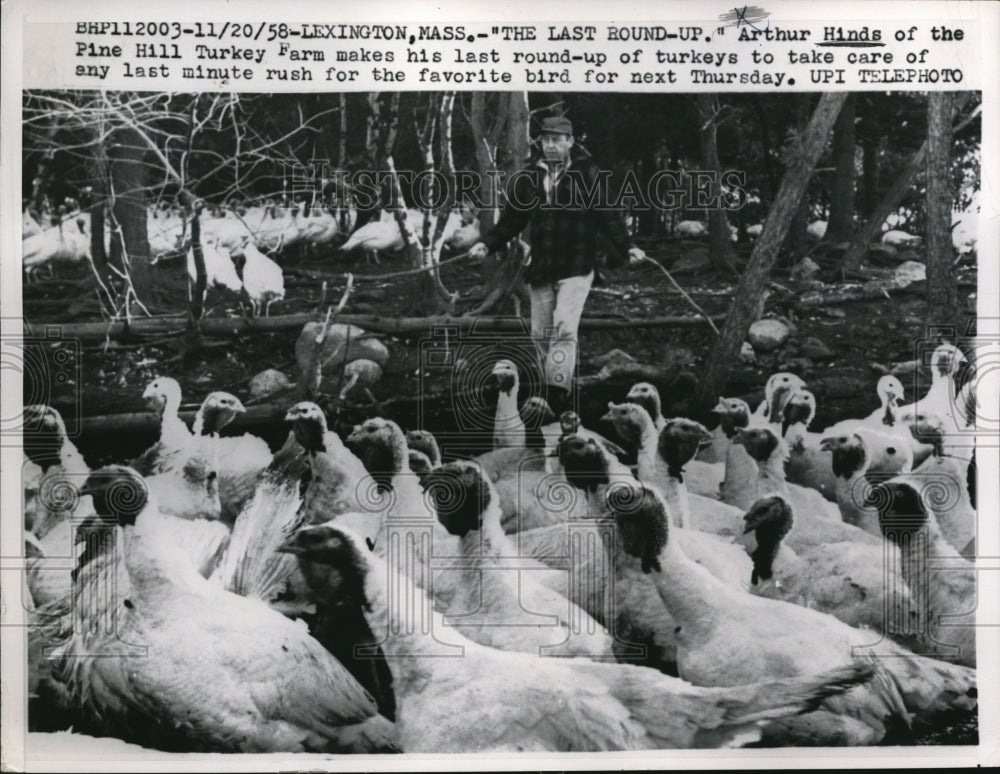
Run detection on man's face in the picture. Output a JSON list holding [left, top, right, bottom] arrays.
[[541, 133, 573, 164]]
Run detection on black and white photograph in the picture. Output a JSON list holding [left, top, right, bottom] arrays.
[[2, 1, 998, 770]]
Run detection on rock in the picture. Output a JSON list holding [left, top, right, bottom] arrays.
[[806, 220, 827, 240], [790, 257, 821, 281], [591, 348, 638, 370], [249, 368, 295, 400], [748, 319, 791, 352], [894, 260, 926, 285], [739, 341, 757, 364], [799, 337, 835, 362]]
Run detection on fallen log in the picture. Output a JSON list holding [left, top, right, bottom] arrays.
[[25, 312, 727, 343]]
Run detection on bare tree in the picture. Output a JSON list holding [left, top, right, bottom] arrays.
[[697, 92, 848, 408], [826, 93, 856, 243], [695, 94, 738, 274], [23, 90, 340, 316], [925, 92, 958, 329]]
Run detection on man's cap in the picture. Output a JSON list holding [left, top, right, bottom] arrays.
[[539, 116, 573, 136]]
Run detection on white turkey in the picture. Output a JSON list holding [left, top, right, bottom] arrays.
[[278, 522, 874, 752], [52, 465, 397, 753], [607, 479, 977, 746], [339, 212, 407, 263], [236, 242, 285, 316], [187, 237, 243, 294]]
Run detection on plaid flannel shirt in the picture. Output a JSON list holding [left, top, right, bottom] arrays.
[[481, 151, 634, 285]]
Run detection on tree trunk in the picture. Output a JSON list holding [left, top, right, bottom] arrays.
[[108, 126, 155, 310], [468, 92, 516, 315], [860, 98, 881, 220], [696, 94, 737, 274], [826, 93, 856, 243], [638, 151, 660, 237], [470, 91, 506, 231], [32, 312, 725, 343], [353, 93, 384, 232], [336, 93, 351, 232], [697, 93, 848, 409], [925, 92, 958, 329], [480, 91, 531, 317]]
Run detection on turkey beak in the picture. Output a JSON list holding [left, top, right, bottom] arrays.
[[731, 428, 747, 446], [711, 401, 727, 413], [697, 429, 714, 449], [818, 437, 836, 453]]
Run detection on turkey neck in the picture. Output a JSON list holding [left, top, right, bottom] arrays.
[[123, 508, 204, 601], [160, 390, 185, 438], [753, 448, 788, 498], [834, 466, 880, 535], [359, 551, 466, 681], [879, 396, 900, 429], [631, 413, 661, 484], [924, 366, 954, 407], [493, 384, 525, 446], [457, 503, 509, 564], [645, 537, 742, 647], [659, 474, 689, 529]]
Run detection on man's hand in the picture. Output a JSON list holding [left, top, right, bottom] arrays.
[[469, 242, 489, 259], [628, 246, 646, 265]]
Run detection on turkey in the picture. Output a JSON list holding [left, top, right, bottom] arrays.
[[338, 212, 407, 263], [868, 479, 976, 668], [485, 358, 526, 448], [607, 479, 977, 746], [473, 396, 555, 482], [897, 343, 970, 459], [278, 522, 874, 752], [624, 382, 667, 432], [419, 459, 614, 658], [740, 495, 922, 645], [731, 426, 843, 521], [236, 242, 285, 316], [52, 466, 398, 753], [187, 237, 243, 294], [129, 377, 192, 477]]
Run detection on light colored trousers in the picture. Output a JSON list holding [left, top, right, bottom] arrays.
[[529, 271, 594, 391]]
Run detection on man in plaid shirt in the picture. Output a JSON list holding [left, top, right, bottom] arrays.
[[470, 116, 645, 414]]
